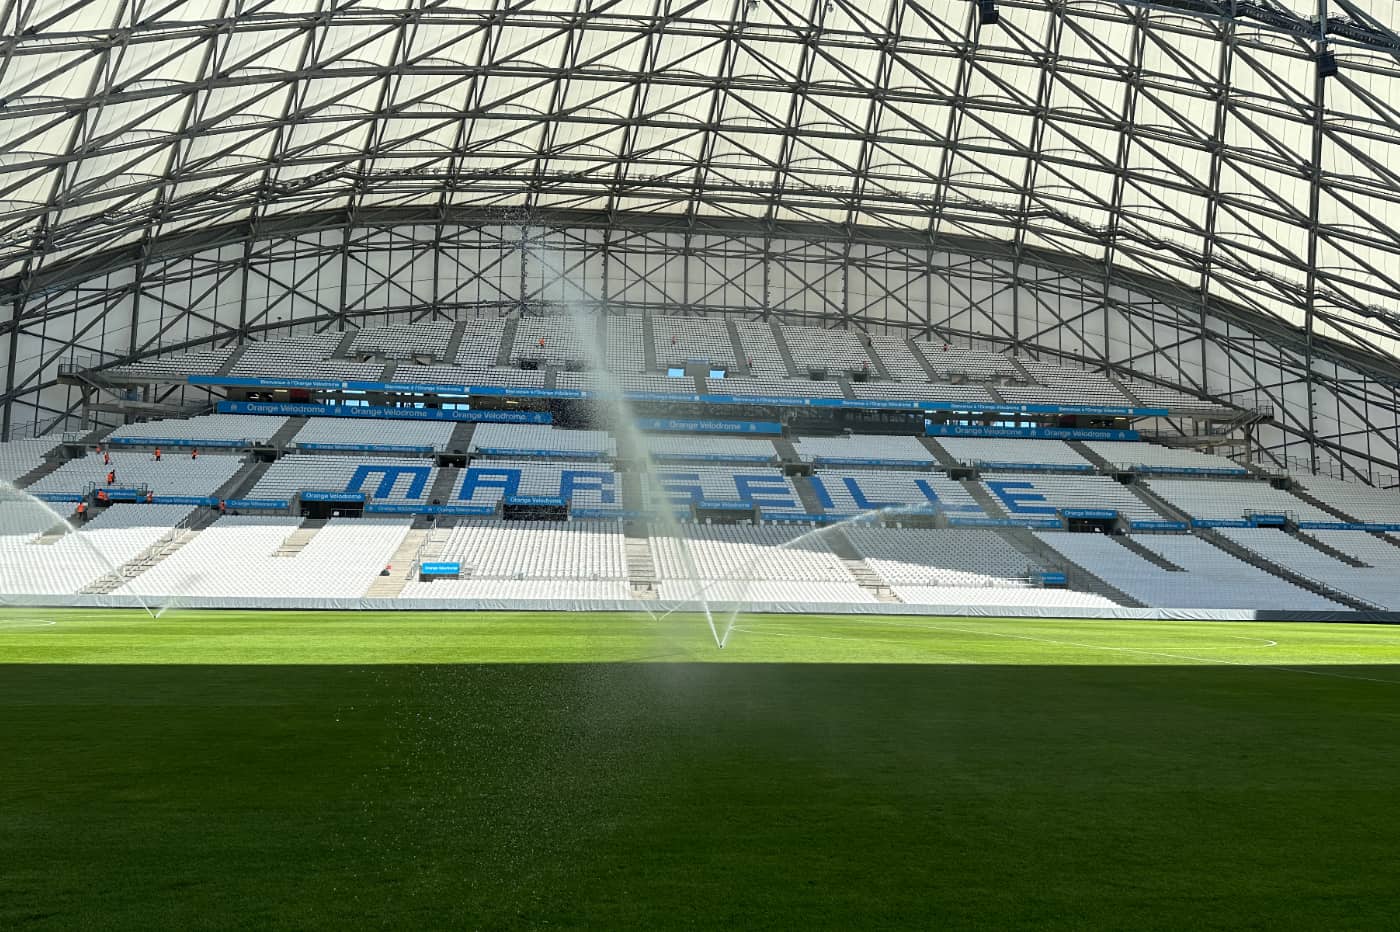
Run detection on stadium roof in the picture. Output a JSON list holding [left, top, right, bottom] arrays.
[[1, 0, 1398, 359]]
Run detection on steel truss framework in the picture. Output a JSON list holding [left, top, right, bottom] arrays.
[[2, 212, 1397, 486], [0, 0, 1397, 481]]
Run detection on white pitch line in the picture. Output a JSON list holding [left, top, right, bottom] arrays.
[[0, 619, 58, 629], [864, 620, 1400, 686]]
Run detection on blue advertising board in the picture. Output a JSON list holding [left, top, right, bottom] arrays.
[[637, 417, 783, 435], [218, 400, 551, 424], [927, 424, 1142, 441], [301, 490, 366, 502], [226, 498, 291, 510], [1061, 508, 1119, 520], [420, 562, 461, 576], [1131, 519, 1190, 531], [503, 495, 567, 507]]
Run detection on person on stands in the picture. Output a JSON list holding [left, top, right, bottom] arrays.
[[145, 490, 154, 504], [102, 450, 111, 466], [218, 499, 227, 516], [76, 500, 87, 523], [538, 337, 546, 349], [191, 448, 199, 460], [154, 447, 162, 462], [96, 489, 108, 505], [106, 470, 116, 486]]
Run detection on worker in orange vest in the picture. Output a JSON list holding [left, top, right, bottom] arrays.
[[218, 499, 227, 515], [154, 447, 162, 462], [96, 489, 108, 505], [191, 448, 199, 460], [145, 490, 154, 504], [76, 500, 88, 523], [106, 470, 116, 486], [102, 450, 111, 466]]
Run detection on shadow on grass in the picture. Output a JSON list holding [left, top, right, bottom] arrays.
[[2, 663, 1397, 930]]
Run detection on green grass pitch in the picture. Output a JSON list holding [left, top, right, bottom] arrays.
[[3, 608, 1400, 929]]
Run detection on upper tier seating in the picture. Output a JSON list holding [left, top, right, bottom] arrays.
[[706, 377, 845, 397], [782, 325, 874, 373], [349, 322, 455, 359], [933, 437, 1090, 470], [980, 473, 1160, 522], [469, 424, 615, 457], [851, 382, 994, 404], [654, 317, 737, 368], [120, 516, 411, 598], [291, 418, 454, 451], [1084, 441, 1247, 474], [412, 521, 626, 580], [1216, 528, 1399, 609], [913, 344, 1021, 381], [251, 456, 440, 503], [396, 364, 545, 387], [1295, 476, 1400, 524], [868, 335, 929, 382], [28, 452, 244, 497], [641, 466, 807, 514], [1036, 531, 1344, 610], [1143, 478, 1336, 523], [809, 470, 983, 516], [455, 460, 621, 511], [732, 321, 788, 375], [1000, 361, 1131, 407], [0, 502, 193, 595], [1118, 378, 1229, 414], [844, 527, 1039, 587], [109, 414, 288, 445], [792, 434, 933, 465], [645, 435, 777, 462], [650, 525, 854, 581], [108, 346, 236, 380], [0, 438, 62, 482], [453, 318, 509, 365], [604, 314, 647, 374], [512, 314, 590, 366]]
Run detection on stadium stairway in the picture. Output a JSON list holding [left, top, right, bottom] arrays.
[[770, 437, 800, 464], [837, 377, 856, 400], [905, 338, 942, 380], [1114, 535, 1186, 571], [999, 528, 1144, 607], [447, 423, 475, 456], [1286, 528, 1369, 567], [1120, 480, 1194, 524], [861, 338, 892, 380], [790, 475, 829, 516], [1194, 529, 1376, 610], [267, 417, 308, 449], [824, 528, 901, 602], [640, 315, 658, 372], [81, 509, 222, 594], [919, 437, 962, 469], [1064, 440, 1115, 472], [961, 479, 1009, 518], [426, 467, 461, 508], [1005, 355, 1036, 383], [984, 384, 1008, 404], [769, 321, 800, 376], [496, 316, 520, 367], [332, 330, 359, 358], [215, 344, 249, 375], [725, 320, 749, 372], [365, 529, 427, 597], [624, 525, 658, 600], [13, 456, 68, 489], [272, 518, 325, 557], [1108, 374, 1146, 407], [213, 461, 270, 502], [442, 321, 467, 362], [381, 360, 398, 381]]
